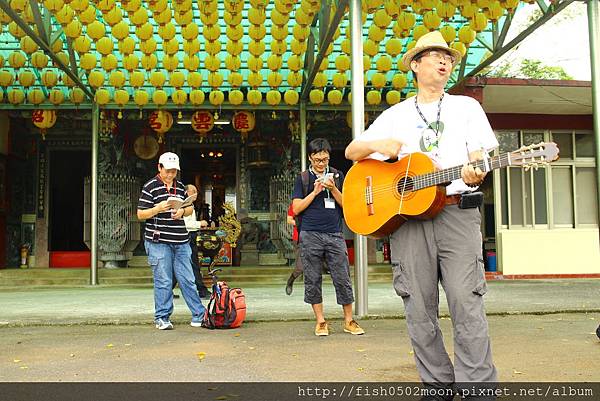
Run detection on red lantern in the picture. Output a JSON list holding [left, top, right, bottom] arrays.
[[32, 109, 57, 140], [232, 111, 255, 140], [148, 110, 173, 143], [191, 111, 214, 138]]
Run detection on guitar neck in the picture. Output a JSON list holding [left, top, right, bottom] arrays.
[[413, 153, 511, 190]]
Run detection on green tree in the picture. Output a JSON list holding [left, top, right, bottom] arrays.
[[486, 58, 573, 80]]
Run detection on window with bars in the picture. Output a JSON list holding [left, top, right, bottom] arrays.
[[496, 130, 598, 229]]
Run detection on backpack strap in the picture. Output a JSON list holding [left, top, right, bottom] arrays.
[[301, 170, 310, 198]]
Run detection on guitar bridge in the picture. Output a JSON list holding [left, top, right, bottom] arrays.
[[366, 176, 374, 216]]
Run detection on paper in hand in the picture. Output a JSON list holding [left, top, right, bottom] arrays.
[[166, 193, 197, 211]]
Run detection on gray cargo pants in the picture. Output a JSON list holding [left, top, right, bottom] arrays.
[[300, 231, 354, 305], [390, 205, 497, 388]]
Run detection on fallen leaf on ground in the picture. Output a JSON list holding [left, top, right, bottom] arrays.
[[20, 366, 28, 370], [106, 344, 114, 348], [13, 359, 21, 363], [248, 346, 255, 350], [356, 349, 366, 353], [357, 367, 364, 372], [196, 352, 206, 361], [234, 333, 240, 337], [70, 354, 75, 357], [125, 344, 132, 346], [215, 396, 228, 400], [291, 353, 298, 357], [409, 350, 414, 355], [513, 370, 524, 375]]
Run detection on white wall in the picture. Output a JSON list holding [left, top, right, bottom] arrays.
[[499, 229, 600, 275]]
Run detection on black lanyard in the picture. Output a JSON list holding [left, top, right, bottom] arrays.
[[415, 94, 444, 147]]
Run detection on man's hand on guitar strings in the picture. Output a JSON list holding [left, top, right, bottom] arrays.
[[461, 163, 486, 187]]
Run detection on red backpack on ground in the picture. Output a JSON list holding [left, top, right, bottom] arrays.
[[202, 281, 246, 329]]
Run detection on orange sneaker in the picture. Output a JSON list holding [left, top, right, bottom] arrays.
[[315, 321, 329, 336], [343, 319, 365, 335]]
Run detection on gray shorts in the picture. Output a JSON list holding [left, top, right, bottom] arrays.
[[299, 231, 354, 305]]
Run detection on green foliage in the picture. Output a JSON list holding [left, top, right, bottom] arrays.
[[486, 58, 573, 80]]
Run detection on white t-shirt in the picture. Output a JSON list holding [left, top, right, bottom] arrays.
[[358, 93, 498, 195]]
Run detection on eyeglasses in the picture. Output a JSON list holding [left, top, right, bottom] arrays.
[[311, 157, 329, 164], [423, 50, 455, 64]]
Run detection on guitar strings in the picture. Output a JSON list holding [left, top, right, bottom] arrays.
[[362, 153, 510, 198]]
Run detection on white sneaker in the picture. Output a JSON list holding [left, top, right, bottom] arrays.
[[190, 321, 203, 327], [155, 318, 173, 330]]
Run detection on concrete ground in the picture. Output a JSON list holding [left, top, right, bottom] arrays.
[[0, 280, 599, 326], [1, 314, 599, 382], [0, 280, 599, 385]]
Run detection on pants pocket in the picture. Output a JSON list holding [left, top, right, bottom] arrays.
[[472, 257, 488, 296], [391, 260, 411, 297]]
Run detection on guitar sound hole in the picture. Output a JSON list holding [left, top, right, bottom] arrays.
[[397, 176, 414, 194]]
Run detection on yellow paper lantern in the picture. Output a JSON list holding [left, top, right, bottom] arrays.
[[246, 89, 262, 105], [32, 109, 57, 139], [150, 71, 166, 88], [391, 73, 408, 89], [62, 73, 75, 87], [271, 9, 289, 25], [376, 55, 393, 72], [386, 90, 401, 105], [79, 53, 96, 71], [209, 90, 225, 106], [470, 13, 489, 32], [249, 8, 266, 25], [182, 23, 200, 41], [9, 51, 27, 69], [109, 70, 126, 88], [247, 72, 263, 88], [184, 55, 200, 72], [139, 38, 158, 55], [134, 89, 149, 108], [423, 10, 442, 30], [309, 89, 324, 105], [232, 111, 255, 133], [111, 21, 129, 40], [86, 21, 105, 40], [334, 55, 350, 72], [20, 36, 38, 54], [385, 38, 402, 57], [152, 89, 168, 106], [373, 9, 391, 28], [30, 52, 48, 69], [364, 39, 379, 57], [135, 23, 153, 41], [226, 40, 243, 56], [96, 37, 114, 56], [267, 55, 283, 71], [486, 1, 505, 21], [172, 89, 187, 106], [158, 22, 176, 40], [64, 19, 83, 38], [327, 90, 343, 105], [49, 89, 65, 105], [129, 70, 145, 88], [228, 89, 244, 105], [8, 89, 25, 104], [368, 25, 386, 42], [0, 70, 14, 87], [249, 24, 267, 41], [248, 40, 266, 56], [163, 39, 179, 56], [224, 11, 243, 25], [162, 56, 179, 71], [8, 21, 27, 38], [440, 25, 457, 44], [247, 56, 264, 72], [332, 73, 347, 89], [101, 55, 118, 71], [55, 5, 75, 25], [41, 70, 58, 87], [287, 55, 303, 72], [141, 54, 158, 70], [27, 88, 45, 105], [266, 90, 281, 106], [69, 87, 85, 105], [174, 9, 193, 25], [189, 90, 205, 105], [458, 25, 477, 45], [225, 55, 241, 71], [204, 55, 221, 72], [18, 70, 35, 87], [371, 72, 387, 89], [292, 24, 309, 41], [119, 37, 136, 55], [114, 89, 130, 115], [123, 54, 139, 71], [104, 7, 122, 26], [203, 25, 221, 41], [79, 5, 96, 24], [287, 71, 302, 87], [187, 72, 203, 88], [451, 41, 467, 57], [191, 111, 214, 134], [366, 90, 382, 105], [227, 72, 243, 88], [267, 72, 283, 88], [200, 11, 219, 26], [208, 72, 224, 88], [284, 90, 299, 106], [73, 36, 91, 54], [167, 71, 184, 89], [437, 2, 456, 20], [94, 88, 110, 105], [313, 72, 327, 88]]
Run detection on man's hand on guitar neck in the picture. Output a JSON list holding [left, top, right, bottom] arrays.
[[461, 150, 488, 187], [345, 139, 403, 161]]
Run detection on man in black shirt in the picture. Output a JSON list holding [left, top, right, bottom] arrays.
[[137, 152, 206, 330], [292, 138, 364, 337]]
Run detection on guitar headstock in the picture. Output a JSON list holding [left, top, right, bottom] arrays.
[[509, 142, 560, 170]]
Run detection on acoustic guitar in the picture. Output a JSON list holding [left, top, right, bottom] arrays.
[[342, 142, 560, 238]]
